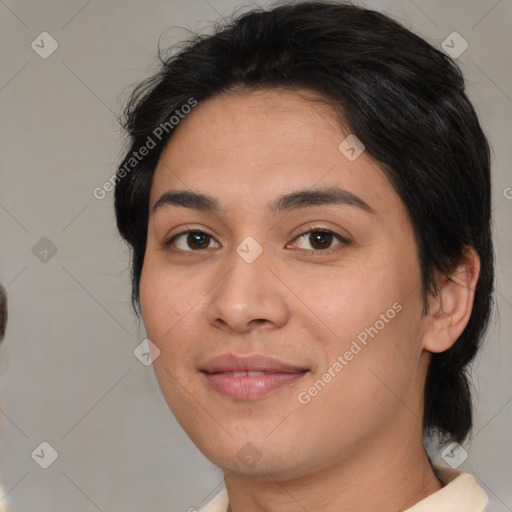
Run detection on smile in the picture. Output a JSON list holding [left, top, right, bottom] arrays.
[[200, 354, 310, 400]]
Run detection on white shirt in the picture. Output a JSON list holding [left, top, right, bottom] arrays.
[[198, 466, 489, 512]]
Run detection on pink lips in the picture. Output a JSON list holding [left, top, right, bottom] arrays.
[[201, 354, 309, 400]]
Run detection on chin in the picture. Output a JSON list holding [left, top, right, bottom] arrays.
[[191, 432, 317, 481]]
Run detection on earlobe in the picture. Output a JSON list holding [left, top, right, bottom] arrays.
[[422, 246, 481, 353]]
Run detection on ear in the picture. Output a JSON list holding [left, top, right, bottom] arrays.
[[422, 246, 480, 353]]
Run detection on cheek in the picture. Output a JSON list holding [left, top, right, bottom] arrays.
[[295, 254, 423, 383], [140, 261, 200, 340], [139, 267, 199, 403], [296, 263, 402, 341], [296, 307, 423, 447]]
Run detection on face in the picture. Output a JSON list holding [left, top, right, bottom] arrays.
[[140, 88, 432, 480]]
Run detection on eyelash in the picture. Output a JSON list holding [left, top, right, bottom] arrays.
[[163, 227, 350, 255]]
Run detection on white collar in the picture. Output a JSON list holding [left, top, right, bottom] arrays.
[[404, 466, 488, 511]]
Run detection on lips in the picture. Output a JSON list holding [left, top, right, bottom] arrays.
[[200, 354, 309, 400], [201, 354, 308, 374], [217, 371, 269, 377]]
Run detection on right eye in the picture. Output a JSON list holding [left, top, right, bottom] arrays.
[[165, 231, 221, 252]]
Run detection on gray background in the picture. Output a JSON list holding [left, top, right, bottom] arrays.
[[0, 0, 511, 511]]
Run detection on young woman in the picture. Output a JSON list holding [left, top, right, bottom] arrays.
[[114, 2, 493, 510]]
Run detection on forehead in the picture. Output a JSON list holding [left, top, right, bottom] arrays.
[[150, 88, 401, 219]]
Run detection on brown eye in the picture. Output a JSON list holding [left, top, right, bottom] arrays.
[[309, 231, 334, 250], [168, 231, 220, 251], [292, 229, 347, 252], [187, 232, 211, 249]]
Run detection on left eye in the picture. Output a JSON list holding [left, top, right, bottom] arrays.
[[291, 230, 346, 251]]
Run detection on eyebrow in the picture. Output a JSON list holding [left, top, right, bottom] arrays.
[[152, 187, 375, 215]]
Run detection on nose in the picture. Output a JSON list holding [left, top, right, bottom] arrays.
[[206, 248, 290, 334]]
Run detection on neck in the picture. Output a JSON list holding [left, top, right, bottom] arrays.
[[224, 427, 442, 512]]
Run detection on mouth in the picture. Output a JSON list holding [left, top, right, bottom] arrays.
[[200, 354, 309, 400]]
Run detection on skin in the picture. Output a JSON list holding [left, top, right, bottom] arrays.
[[139, 87, 479, 512]]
